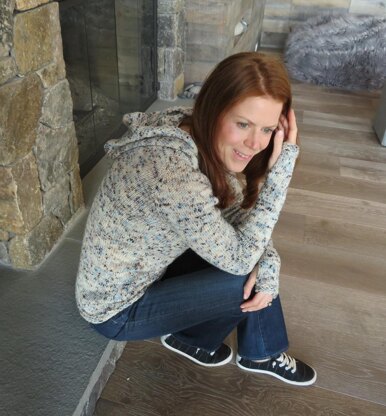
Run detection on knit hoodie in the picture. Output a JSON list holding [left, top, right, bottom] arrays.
[[75, 107, 299, 324]]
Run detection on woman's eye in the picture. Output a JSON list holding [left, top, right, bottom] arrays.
[[237, 122, 249, 129], [263, 128, 274, 134]]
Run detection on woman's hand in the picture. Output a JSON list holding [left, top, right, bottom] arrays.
[[268, 108, 298, 170], [240, 266, 273, 312]]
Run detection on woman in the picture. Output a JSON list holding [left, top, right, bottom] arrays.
[[76, 52, 316, 386]]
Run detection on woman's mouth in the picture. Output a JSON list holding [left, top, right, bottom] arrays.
[[233, 149, 253, 161]]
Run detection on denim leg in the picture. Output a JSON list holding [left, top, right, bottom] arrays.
[[237, 295, 289, 360], [173, 314, 244, 351], [175, 295, 289, 357], [91, 249, 289, 358], [91, 266, 249, 351]]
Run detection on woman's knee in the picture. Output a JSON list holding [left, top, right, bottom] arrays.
[[209, 270, 248, 299]]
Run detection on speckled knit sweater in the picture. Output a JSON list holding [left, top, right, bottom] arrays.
[[75, 107, 299, 324]]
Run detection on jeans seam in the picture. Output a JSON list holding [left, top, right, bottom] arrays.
[[256, 312, 268, 358]]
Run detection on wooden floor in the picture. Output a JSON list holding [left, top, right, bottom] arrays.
[[93, 81, 386, 415]]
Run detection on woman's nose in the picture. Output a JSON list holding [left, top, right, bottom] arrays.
[[245, 132, 266, 151]]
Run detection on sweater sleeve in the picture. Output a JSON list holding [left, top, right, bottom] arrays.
[[221, 174, 281, 297], [148, 142, 298, 275], [255, 239, 281, 298]]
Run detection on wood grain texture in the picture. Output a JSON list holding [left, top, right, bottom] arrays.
[[275, 79, 386, 407], [274, 212, 386, 261], [280, 275, 386, 406], [293, 95, 378, 119], [302, 110, 374, 133], [296, 151, 341, 176], [296, 132, 386, 165], [94, 341, 386, 416], [291, 80, 381, 100], [339, 157, 386, 183], [292, 0, 350, 7], [303, 216, 386, 260], [349, 0, 386, 15], [284, 188, 386, 229], [274, 211, 305, 244], [291, 170, 386, 204], [274, 238, 386, 293]]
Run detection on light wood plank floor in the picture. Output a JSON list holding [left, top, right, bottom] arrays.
[[94, 341, 386, 416], [94, 80, 386, 415]]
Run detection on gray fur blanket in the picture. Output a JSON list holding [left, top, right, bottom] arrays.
[[284, 13, 386, 90]]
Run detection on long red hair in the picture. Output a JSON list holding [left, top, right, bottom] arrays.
[[184, 52, 292, 209]]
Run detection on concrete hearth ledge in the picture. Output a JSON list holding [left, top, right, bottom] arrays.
[[73, 340, 127, 416], [0, 233, 126, 416], [0, 155, 123, 416]]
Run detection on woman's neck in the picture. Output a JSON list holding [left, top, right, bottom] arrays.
[[178, 123, 191, 135]]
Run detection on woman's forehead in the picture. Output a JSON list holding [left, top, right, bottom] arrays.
[[227, 96, 283, 124]]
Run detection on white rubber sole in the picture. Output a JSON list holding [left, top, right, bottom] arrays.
[[236, 354, 317, 386], [161, 335, 233, 367]]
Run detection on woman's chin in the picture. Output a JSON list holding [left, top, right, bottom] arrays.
[[226, 161, 248, 173]]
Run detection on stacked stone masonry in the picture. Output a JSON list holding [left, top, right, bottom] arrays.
[[0, 0, 84, 269], [157, 0, 185, 100]]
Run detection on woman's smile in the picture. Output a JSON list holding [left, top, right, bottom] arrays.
[[233, 149, 254, 160]]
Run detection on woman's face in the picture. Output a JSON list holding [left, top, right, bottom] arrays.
[[215, 96, 283, 173]]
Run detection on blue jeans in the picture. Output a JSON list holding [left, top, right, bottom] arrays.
[[91, 250, 289, 360]]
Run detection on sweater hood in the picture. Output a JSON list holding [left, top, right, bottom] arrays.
[[104, 107, 196, 161]]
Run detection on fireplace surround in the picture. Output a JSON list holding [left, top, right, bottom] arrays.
[[59, 0, 158, 177], [1, 0, 83, 269], [0, 0, 267, 270]]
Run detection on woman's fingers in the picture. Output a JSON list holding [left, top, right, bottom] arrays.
[[241, 291, 273, 312], [243, 268, 257, 300], [272, 130, 284, 158], [286, 108, 298, 145], [279, 114, 288, 135], [268, 129, 284, 170], [268, 108, 298, 170]]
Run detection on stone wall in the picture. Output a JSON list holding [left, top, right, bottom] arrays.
[[157, 0, 185, 100], [0, 0, 83, 269], [262, 0, 386, 49]]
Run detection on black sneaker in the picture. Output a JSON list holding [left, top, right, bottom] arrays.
[[236, 352, 317, 386], [160, 334, 233, 367]]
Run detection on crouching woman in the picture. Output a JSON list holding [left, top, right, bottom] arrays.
[[76, 52, 316, 387]]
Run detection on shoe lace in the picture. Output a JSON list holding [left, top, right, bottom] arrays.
[[272, 353, 297, 374], [195, 347, 216, 356]]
